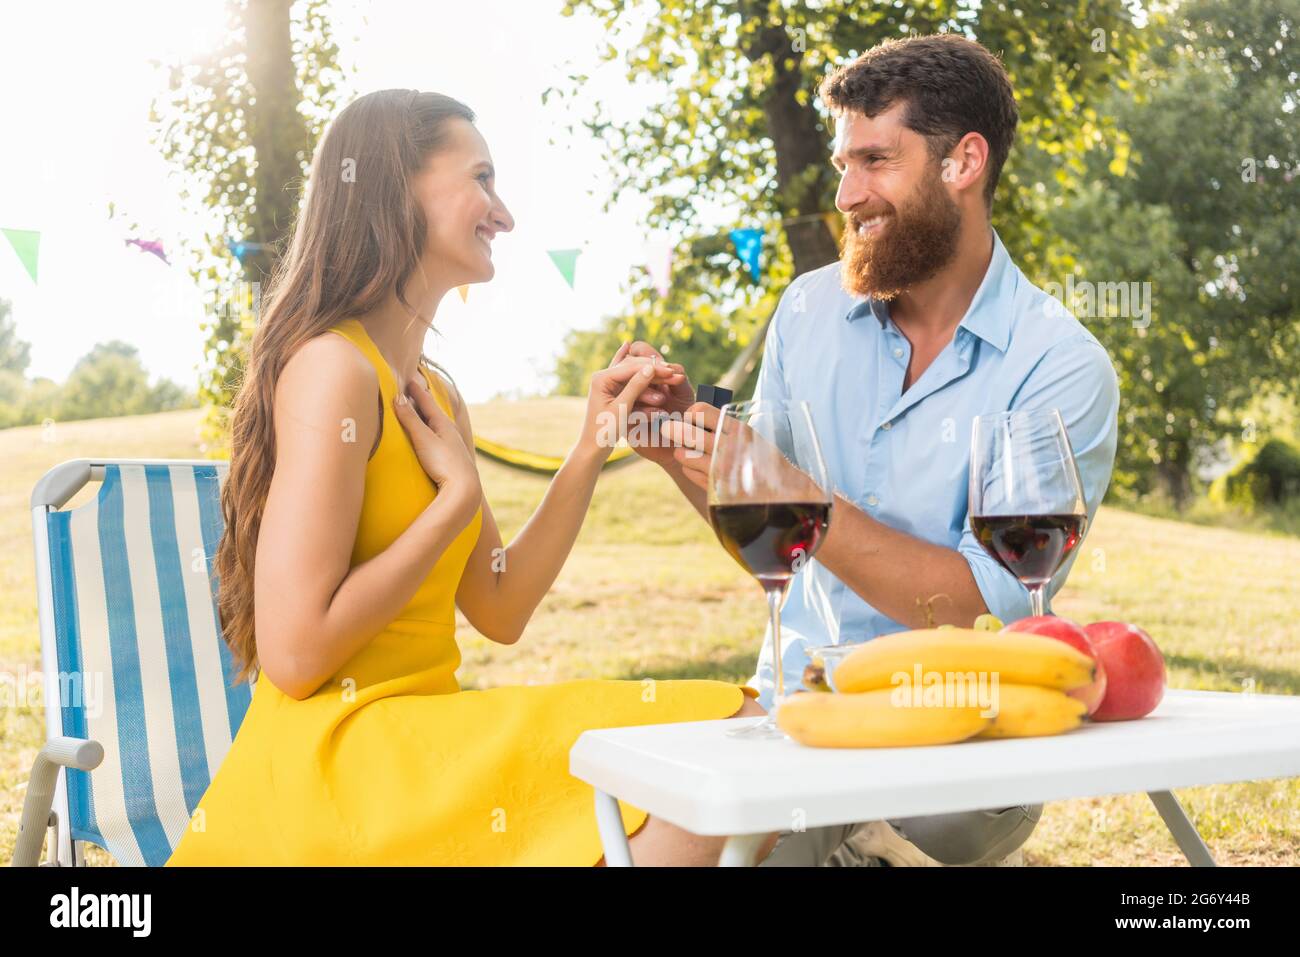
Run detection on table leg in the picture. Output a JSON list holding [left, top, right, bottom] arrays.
[[594, 789, 634, 867], [1147, 790, 1216, 867], [718, 833, 768, 867]]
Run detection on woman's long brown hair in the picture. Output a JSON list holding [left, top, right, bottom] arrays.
[[216, 89, 475, 686]]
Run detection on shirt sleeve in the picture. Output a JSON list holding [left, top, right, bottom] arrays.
[[749, 278, 796, 404], [957, 332, 1121, 621]]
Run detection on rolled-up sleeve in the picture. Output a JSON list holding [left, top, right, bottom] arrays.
[[958, 332, 1121, 620]]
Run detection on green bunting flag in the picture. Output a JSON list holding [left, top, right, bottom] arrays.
[[2, 228, 40, 283], [547, 248, 581, 289]]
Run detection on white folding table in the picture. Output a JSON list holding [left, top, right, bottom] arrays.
[[570, 689, 1300, 866]]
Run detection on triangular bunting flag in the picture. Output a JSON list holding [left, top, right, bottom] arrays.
[[457, 285, 469, 303], [227, 239, 267, 263], [2, 228, 40, 283], [729, 228, 763, 283], [125, 238, 169, 264], [547, 248, 581, 289]]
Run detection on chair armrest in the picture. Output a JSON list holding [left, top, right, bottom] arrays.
[[10, 737, 104, 867]]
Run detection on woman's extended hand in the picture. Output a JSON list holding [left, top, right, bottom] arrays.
[[578, 354, 684, 461], [393, 375, 481, 523], [616, 340, 696, 417]]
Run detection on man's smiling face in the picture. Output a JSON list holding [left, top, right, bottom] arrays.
[[831, 102, 962, 301]]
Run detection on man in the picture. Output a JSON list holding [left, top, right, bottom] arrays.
[[626, 33, 1120, 866]]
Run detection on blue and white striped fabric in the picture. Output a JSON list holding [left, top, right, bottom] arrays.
[[44, 463, 254, 866]]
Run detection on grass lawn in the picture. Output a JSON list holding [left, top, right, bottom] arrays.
[[2, 405, 1297, 866]]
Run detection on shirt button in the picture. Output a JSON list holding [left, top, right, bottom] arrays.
[[866, 494, 879, 507], [881, 421, 892, 431], [893, 347, 904, 359]]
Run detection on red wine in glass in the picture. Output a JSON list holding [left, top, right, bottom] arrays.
[[970, 513, 1087, 587], [708, 399, 833, 740], [969, 409, 1089, 616], [708, 502, 831, 590]]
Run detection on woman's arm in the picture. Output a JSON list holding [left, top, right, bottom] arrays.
[[445, 357, 677, 644], [449, 398, 605, 645], [254, 335, 479, 699]]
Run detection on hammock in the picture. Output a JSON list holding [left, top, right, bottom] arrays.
[[473, 435, 637, 474]]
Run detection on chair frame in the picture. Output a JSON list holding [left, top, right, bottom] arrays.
[[13, 457, 227, 867]]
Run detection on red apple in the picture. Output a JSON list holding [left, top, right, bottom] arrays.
[[1084, 621, 1165, 721], [1002, 615, 1107, 716]]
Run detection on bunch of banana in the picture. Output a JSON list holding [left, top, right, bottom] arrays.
[[778, 688, 992, 748], [778, 626, 1096, 748], [974, 683, 1087, 739]]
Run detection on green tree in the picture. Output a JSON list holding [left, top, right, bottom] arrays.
[[150, 0, 346, 449], [55, 341, 193, 421], [0, 370, 25, 429], [1047, 0, 1300, 506], [553, 296, 769, 398], [550, 0, 1152, 373], [19, 377, 59, 425], [0, 298, 31, 376], [57, 342, 153, 420], [0, 298, 32, 428]]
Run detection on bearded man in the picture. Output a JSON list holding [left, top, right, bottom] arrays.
[[627, 33, 1121, 866]]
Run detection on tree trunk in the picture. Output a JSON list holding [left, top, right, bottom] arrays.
[[242, 0, 309, 286], [1156, 458, 1192, 511], [742, 16, 840, 278]]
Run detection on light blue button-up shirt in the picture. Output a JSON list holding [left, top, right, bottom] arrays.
[[745, 228, 1120, 710]]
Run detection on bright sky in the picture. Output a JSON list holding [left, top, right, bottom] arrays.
[[0, 0, 689, 401]]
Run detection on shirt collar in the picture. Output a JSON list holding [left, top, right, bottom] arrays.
[[843, 227, 1015, 353]]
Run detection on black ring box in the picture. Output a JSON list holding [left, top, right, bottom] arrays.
[[695, 384, 734, 409]]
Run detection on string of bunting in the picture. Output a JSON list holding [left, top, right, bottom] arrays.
[[629, 212, 841, 302], [3, 210, 839, 294], [1, 211, 836, 478], [456, 210, 841, 303]]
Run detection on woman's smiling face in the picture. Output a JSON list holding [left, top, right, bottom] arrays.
[[411, 116, 514, 287]]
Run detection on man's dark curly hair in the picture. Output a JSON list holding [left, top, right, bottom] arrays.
[[818, 34, 1020, 208]]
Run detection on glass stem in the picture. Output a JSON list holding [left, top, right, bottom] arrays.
[[1029, 584, 1047, 617], [767, 585, 785, 708]]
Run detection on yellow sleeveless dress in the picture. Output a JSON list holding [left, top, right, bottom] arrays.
[[165, 317, 754, 866]]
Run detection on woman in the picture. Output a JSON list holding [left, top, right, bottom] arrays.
[[165, 89, 778, 866]]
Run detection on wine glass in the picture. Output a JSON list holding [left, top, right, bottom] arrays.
[[969, 409, 1088, 618], [706, 399, 833, 739]]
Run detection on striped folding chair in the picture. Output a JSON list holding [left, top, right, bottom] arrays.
[[13, 459, 254, 866]]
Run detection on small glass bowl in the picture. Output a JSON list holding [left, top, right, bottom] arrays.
[[805, 643, 866, 693]]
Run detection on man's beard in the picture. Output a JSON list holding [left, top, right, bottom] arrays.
[[839, 162, 963, 302]]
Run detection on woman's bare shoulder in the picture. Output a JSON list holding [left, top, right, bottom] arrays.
[[273, 330, 380, 434]]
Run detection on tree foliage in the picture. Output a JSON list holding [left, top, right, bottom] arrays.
[[56, 342, 191, 421], [150, 0, 346, 450], [1046, 0, 1299, 504], [549, 0, 1151, 396], [0, 299, 31, 376], [0, 324, 194, 429]]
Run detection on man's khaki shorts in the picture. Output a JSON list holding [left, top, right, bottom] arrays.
[[758, 804, 1043, 866]]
